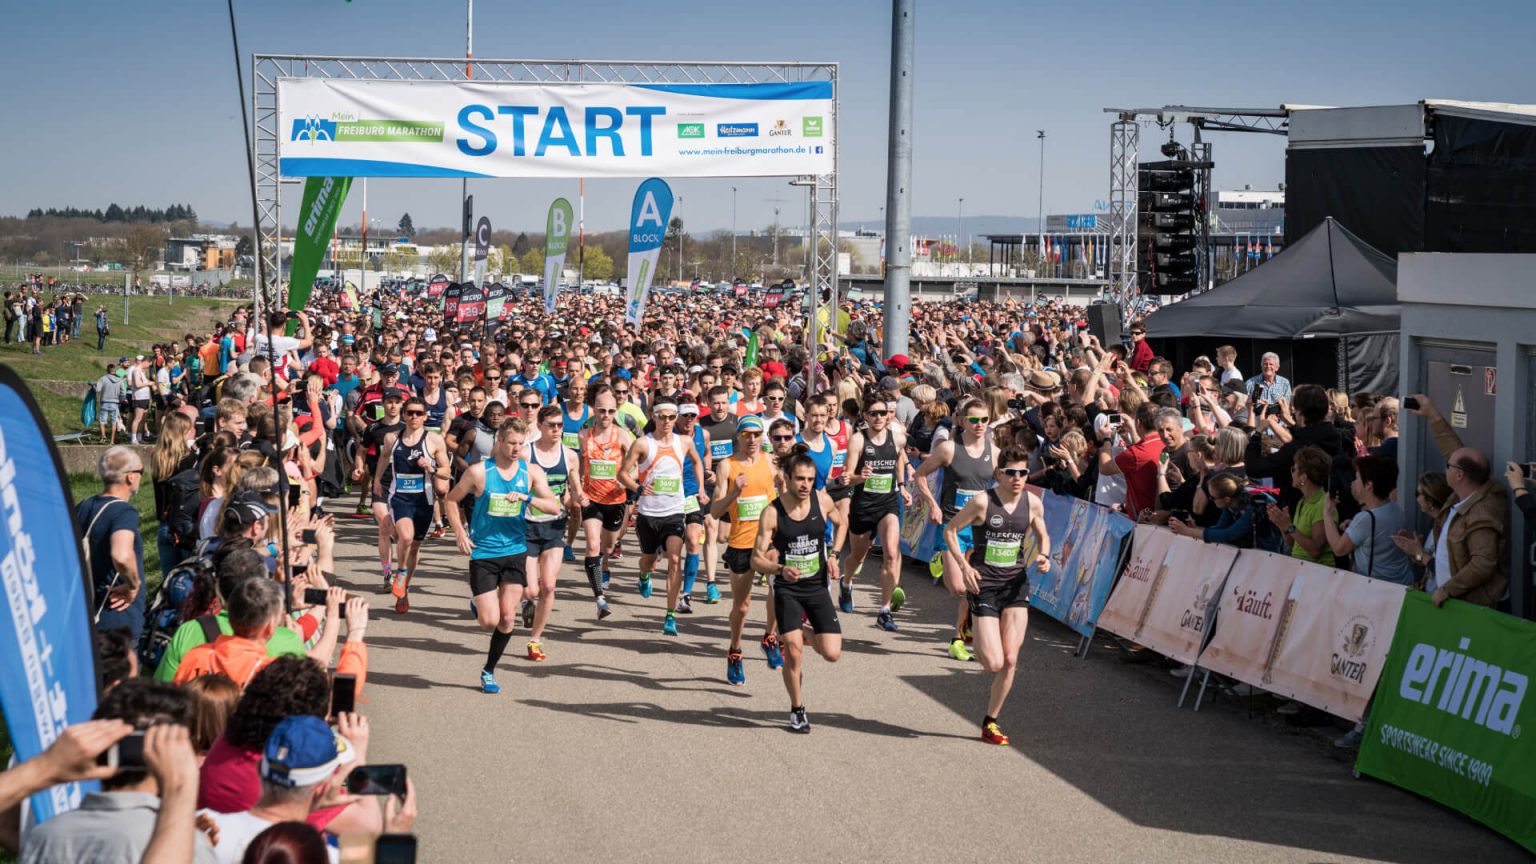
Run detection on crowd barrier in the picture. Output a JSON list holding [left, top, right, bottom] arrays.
[[1023, 490, 1134, 646]]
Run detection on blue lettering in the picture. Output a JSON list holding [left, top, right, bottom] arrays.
[[536, 107, 580, 157], [496, 106, 538, 157], [456, 104, 496, 156], [625, 106, 665, 156], [585, 107, 625, 157]]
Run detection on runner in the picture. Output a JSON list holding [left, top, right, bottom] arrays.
[[560, 376, 590, 562], [675, 399, 710, 614], [709, 416, 779, 685], [417, 361, 457, 539], [444, 417, 562, 694], [374, 396, 453, 613], [617, 399, 707, 636], [577, 385, 634, 618], [698, 385, 738, 604], [913, 397, 996, 662], [523, 405, 582, 660], [943, 446, 1051, 746], [753, 443, 846, 733], [842, 391, 912, 631], [351, 389, 404, 586]]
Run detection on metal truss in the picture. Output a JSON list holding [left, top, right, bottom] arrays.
[[1106, 119, 1139, 313], [252, 54, 839, 329]]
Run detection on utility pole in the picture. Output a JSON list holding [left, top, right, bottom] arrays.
[[957, 196, 964, 275], [882, 0, 915, 359], [731, 186, 737, 279], [1036, 130, 1046, 261], [459, 0, 473, 282]]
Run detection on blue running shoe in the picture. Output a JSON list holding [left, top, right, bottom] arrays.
[[563, 544, 577, 563], [890, 586, 906, 613], [601, 570, 612, 592], [705, 582, 721, 603], [761, 635, 784, 670], [480, 670, 501, 694], [638, 572, 653, 599], [876, 610, 898, 632], [663, 613, 678, 636], [838, 581, 854, 614], [726, 651, 745, 686]]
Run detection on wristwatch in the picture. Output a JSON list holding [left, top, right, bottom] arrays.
[[1283, 525, 1297, 535]]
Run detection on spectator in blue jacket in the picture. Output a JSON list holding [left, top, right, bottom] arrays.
[[1167, 473, 1254, 546]]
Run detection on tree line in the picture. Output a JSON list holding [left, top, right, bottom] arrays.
[[25, 203, 199, 224]]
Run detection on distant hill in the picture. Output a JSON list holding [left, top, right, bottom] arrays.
[[839, 214, 1044, 237]]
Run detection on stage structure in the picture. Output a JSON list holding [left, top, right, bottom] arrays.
[[252, 54, 838, 390]]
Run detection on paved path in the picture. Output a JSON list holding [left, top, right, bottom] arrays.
[[330, 519, 1526, 863]]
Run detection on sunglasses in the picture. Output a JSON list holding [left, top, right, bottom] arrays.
[[866, 409, 889, 417], [655, 414, 677, 421], [614, 389, 630, 395], [542, 420, 562, 428], [766, 395, 785, 401], [965, 416, 989, 425], [739, 430, 763, 437], [405, 410, 426, 417], [486, 374, 501, 380], [771, 434, 795, 442], [595, 408, 617, 416], [521, 402, 541, 409], [1000, 467, 1028, 478]]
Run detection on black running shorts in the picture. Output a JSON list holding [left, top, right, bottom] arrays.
[[773, 581, 841, 635], [723, 546, 754, 576], [582, 501, 626, 532], [469, 554, 528, 597], [966, 577, 1031, 619], [635, 513, 685, 555]]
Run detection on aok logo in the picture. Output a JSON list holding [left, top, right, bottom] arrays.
[[769, 119, 793, 137], [1400, 637, 1527, 737], [677, 123, 705, 139], [291, 118, 337, 142]]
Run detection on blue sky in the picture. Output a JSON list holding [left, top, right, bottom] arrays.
[[2, 0, 1533, 236]]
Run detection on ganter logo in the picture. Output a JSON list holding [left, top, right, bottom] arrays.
[[1400, 637, 1527, 737], [1331, 615, 1376, 684]]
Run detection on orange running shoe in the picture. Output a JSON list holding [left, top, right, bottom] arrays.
[[394, 594, 409, 614], [982, 721, 1010, 746], [390, 569, 407, 599], [526, 640, 547, 662]]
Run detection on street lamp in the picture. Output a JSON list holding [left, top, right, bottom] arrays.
[[1036, 130, 1046, 263], [957, 197, 964, 275], [731, 186, 738, 280]]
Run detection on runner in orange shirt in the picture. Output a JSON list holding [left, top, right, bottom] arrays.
[[578, 385, 635, 619]]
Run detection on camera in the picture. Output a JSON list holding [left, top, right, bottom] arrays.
[[97, 730, 146, 769], [1403, 396, 1421, 411], [1007, 396, 1029, 413]]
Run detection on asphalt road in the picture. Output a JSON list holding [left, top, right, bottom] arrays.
[[329, 518, 1527, 864]]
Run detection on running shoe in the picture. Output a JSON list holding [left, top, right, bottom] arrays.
[[677, 595, 694, 615], [705, 582, 721, 604], [662, 613, 678, 637], [929, 554, 944, 585], [394, 594, 409, 614], [838, 581, 854, 614], [948, 638, 974, 662], [596, 596, 612, 619], [638, 573, 653, 599], [430, 522, 446, 540], [761, 634, 784, 670], [600, 570, 612, 592], [610, 541, 624, 561], [726, 651, 745, 686], [520, 598, 536, 630], [788, 707, 811, 734], [382, 565, 394, 592], [876, 610, 897, 632], [390, 569, 407, 599], [526, 641, 547, 662], [353, 502, 369, 518], [480, 670, 501, 694], [757, 572, 768, 587], [563, 544, 577, 563], [982, 721, 1010, 746], [1334, 723, 1365, 749], [890, 586, 906, 613]]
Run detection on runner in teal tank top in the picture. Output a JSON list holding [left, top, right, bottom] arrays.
[[445, 417, 562, 695]]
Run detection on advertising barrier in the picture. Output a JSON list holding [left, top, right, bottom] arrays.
[[279, 79, 836, 179], [1025, 491, 1134, 639], [1105, 530, 1240, 665], [1195, 550, 1299, 684], [898, 472, 940, 563], [1355, 592, 1536, 852], [1096, 524, 1176, 638], [0, 369, 101, 822]]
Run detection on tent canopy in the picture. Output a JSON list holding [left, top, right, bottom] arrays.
[[1144, 217, 1399, 340]]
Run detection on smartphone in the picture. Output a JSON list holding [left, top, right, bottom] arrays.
[[346, 763, 407, 797], [1524, 463, 1534, 479], [1403, 397, 1420, 411], [301, 529, 318, 544], [1158, 451, 1170, 466], [331, 673, 357, 718], [1265, 403, 1283, 418], [303, 587, 329, 606], [288, 484, 303, 509], [375, 835, 418, 864], [1170, 509, 1192, 523], [97, 730, 146, 769]]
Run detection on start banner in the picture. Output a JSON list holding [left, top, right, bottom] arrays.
[[1356, 592, 1536, 852], [279, 79, 835, 179]]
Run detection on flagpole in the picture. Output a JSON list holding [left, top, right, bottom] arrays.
[[578, 178, 585, 288], [360, 178, 368, 299]]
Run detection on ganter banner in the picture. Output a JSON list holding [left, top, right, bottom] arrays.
[[1097, 525, 1176, 638], [544, 198, 573, 315], [1122, 534, 1240, 665], [1196, 551, 1301, 685], [279, 79, 835, 179], [625, 178, 673, 327], [1356, 592, 1536, 852]]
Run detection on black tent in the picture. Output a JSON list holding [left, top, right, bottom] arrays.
[[1143, 217, 1400, 395]]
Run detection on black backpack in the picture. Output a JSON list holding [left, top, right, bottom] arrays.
[[1246, 487, 1287, 553], [137, 552, 216, 671], [161, 467, 203, 553]]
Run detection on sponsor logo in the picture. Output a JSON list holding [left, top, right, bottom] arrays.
[[769, 119, 793, 137], [291, 118, 337, 142], [803, 116, 824, 137], [989, 515, 1003, 528], [717, 123, 759, 138], [290, 117, 443, 143], [814, 146, 825, 155], [1232, 586, 1275, 619], [1331, 615, 1376, 684], [677, 123, 705, 139], [1179, 580, 1215, 632], [1399, 637, 1527, 737]]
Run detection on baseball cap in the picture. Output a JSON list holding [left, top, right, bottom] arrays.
[[260, 716, 356, 789], [879, 375, 901, 391], [886, 354, 912, 370], [677, 402, 699, 416], [382, 389, 405, 402], [225, 491, 277, 527], [737, 415, 765, 433], [380, 362, 400, 377]]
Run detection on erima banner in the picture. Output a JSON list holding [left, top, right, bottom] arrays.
[[472, 217, 492, 289], [1356, 593, 1536, 852], [544, 198, 573, 314], [279, 79, 835, 179], [1025, 492, 1134, 638], [287, 175, 352, 324], [0, 369, 100, 823], [625, 178, 674, 326]]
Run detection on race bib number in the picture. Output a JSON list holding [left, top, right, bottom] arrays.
[[488, 493, 524, 518], [865, 473, 894, 494], [984, 539, 1020, 567], [395, 473, 425, 494], [562, 431, 581, 450], [650, 475, 681, 496], [736, 494, 768, 522], [956, 488, 983, 509], [682, 494, 701, 514], [589, 459, 618, 480], [785, 552, 821, 577], [832, 450, 846, 468], [710, 440, 734, 460]]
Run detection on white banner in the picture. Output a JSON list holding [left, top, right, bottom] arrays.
[[279, 79, 835, 179]]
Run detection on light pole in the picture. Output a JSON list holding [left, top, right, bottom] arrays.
[[957, 197, 964, 275], [1036, 130, 1046, 263], [731, 186, 738, 279]]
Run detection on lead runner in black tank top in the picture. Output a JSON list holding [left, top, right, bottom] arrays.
[[942, 445, 1051, 748], [752, 444, 848, 734]]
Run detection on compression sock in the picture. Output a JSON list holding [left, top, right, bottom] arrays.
[[486, 629, 514, 673], [683, 554, 700, 594], [584, 556, 604, 597]]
